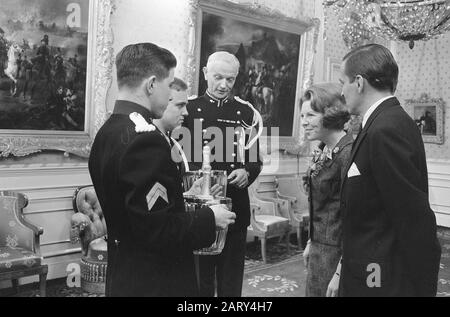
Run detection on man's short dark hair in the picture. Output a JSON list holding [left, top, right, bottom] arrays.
[[170, 77, 188, 91], [343, 44, 398, 93], [115, 42, 177, 89]]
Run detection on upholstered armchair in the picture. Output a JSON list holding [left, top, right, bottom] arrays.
[[275, 177, 310, 250], [248, 181, 290, 264], [71, 186, 107, 294], [0, 191, 48, 296]]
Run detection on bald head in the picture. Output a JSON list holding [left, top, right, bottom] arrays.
[[203, 51, 240, 99]]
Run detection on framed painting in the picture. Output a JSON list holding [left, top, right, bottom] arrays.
[[405, 93, 445, 144], [186, 0, 320, 151], [0, 0, 115, 158]]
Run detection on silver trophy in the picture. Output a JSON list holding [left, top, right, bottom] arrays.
[[183, 146, 231, 255]]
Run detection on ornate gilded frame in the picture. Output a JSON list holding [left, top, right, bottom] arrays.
[[186, 0, 320, 151], [405, 93, 445, 144], [0, 0, 116, 158]]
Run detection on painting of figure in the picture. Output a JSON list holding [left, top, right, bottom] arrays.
[[0, 0, 89, 131], [414, 105, 437, 136], [198, 11, 301, 137]]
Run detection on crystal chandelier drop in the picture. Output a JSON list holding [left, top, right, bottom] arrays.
[[323, 0, 380, 49], [324, 0, 450, 49]]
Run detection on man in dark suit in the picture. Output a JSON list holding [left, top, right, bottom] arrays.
[[180, 51, 262, 297], [338, 44, 441, 297], [88, 43, 235, 297]]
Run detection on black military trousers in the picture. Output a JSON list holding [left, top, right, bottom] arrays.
[[198, 228, 247, 297]]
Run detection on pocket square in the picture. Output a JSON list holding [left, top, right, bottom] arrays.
[[347, 162, 361, 178]]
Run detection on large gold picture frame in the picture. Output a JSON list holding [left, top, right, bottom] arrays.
[[0, 0, 115, 158], [186, 0, 320, 152]]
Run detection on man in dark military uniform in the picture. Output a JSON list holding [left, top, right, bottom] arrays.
[[153, 77, 190, 174], [181, 51, 262, 297], [88, 43, 235, 297]]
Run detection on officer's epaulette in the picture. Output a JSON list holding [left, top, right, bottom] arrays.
[[129, 112, 156, 133], [188, 95, 198, 101]]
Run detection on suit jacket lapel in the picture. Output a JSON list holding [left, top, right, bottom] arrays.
[[341, 97, 400, 189]]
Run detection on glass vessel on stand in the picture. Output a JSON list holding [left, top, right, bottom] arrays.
[[182, 146, 232, 255]]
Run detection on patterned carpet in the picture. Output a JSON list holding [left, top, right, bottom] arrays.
[[243, 253, 305, 297], [4, 228, 450, 297], [2, 237, 302, 297]]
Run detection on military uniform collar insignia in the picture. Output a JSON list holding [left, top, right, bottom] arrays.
[[129, 112, 156, 133], [205, 91, 232, 107]]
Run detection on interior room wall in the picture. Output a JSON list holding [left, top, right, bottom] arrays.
[[395, 36, 450, 226], [320, 4, 450, 227], [3, 0, 448, 286], [106, 0, 314, 109], [0, 0, 317, 284], [395, 37, 450, 159], [321, 6, 349, 83]]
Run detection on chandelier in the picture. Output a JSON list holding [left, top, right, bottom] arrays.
[[324, 0, 450, 49]]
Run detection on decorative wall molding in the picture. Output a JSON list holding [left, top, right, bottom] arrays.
[[186, 0, 320, 151], [259, 157, 450, 227], [93, 0, 117, 136], [422, 159, 450, 227]]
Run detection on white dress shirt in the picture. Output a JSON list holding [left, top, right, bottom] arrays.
[[362, 95, 395, 128]]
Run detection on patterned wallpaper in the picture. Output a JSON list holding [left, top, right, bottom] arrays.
[[322, 6, 450, 160], [396, 37, 450, 159], [323, 7, 349, 67]]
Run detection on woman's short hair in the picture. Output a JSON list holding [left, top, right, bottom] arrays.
[[116, 42, 177, 89], [300, 82, 350, 130]]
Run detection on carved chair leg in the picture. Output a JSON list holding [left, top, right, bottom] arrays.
[[261, 237, 267, 264], [286, 231, 290, 252], [39, 270, 48, 297], [297, 226, 302, 250], [12, 279, 19, 294]]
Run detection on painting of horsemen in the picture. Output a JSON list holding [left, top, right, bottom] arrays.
[[198, 11, 301, 137], [0, 0, 88, 131]]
